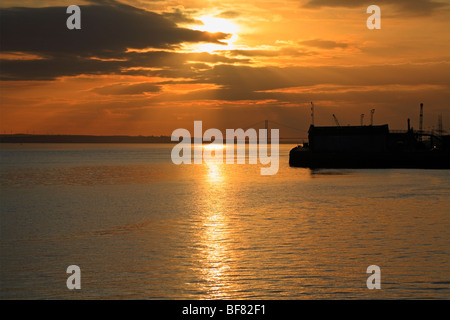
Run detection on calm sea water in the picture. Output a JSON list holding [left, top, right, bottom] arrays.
[[0, 143, 449, 299]]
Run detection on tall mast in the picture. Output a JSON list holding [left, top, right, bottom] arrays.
[[419, 103, 424, 142]]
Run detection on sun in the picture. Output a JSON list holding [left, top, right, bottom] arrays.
[[195, 16, 239, 35], [202, 143, 226, 151], [191, 15, 240, 53]]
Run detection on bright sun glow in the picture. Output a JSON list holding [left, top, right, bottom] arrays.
[[191, 15, 239, 53], [202, 143, 226, 151]]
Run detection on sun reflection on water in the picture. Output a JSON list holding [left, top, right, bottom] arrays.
[[206, 163, 223, 183], [195, 159, 235, 298], [199, 211, 231, 298]]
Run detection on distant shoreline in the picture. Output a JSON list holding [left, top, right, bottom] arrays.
[[0, 134, 174, 144], [0, 134, 299, 144]]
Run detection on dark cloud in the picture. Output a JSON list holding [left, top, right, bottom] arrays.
[[302, 0, 448, 15], [114, 62, 449, 103], [116, 59, 446, 105], [0, 1, 232, 80], [0, 49, 249, 80], [216, 10, 241, 19], [0, 3, 228, 55], [227, 47, 313, 57], [185, 62, 450, 100], [299, 39, 348, 49], [0, 56, 124, 80], [162, 7, 203, 25], [92, 82, 161, 95]]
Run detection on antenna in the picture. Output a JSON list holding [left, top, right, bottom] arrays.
[[265, 119, 270, 140], [310, 102, 314, 126], [360, 114, 365, 126], [370, 109, 375, 126], [332, 114, 340, 127], [419, 103, 423, 142], [438, 114, 443, 136]]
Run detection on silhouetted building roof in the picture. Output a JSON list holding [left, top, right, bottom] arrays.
[[308, 125, 389, 152], [308, 124, 389, 136]]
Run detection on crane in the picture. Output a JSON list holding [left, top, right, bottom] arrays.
[[332, 114, 340, 127]]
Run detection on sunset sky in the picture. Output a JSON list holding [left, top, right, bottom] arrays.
[[0, 0, 449, 137]]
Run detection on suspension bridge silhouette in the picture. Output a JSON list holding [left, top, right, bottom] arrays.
[[238, 119, 307, 143]]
